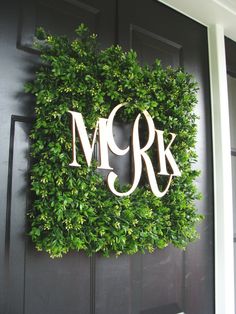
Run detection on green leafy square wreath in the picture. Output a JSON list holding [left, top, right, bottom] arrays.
[[25, 24, 202, 258]]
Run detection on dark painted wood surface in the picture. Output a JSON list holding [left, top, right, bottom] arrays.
[[0, 1, 214, 313], [225, 36, 236, 76], [225, 36, 236, 242]]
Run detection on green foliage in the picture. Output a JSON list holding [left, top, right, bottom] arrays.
[[25, 24, 203, 258]]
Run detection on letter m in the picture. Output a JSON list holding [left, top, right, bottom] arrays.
[[68, 110, 111, 169]]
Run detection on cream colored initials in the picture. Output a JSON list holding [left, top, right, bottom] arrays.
[[69, 111, 112, 170], [69, 104, 181, 197]]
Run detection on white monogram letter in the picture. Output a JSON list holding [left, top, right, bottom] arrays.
[[68, 110, 112, 169], [107, 109, 172, 197], [156, 130, 181, 176], [69, 104, 181, 198]]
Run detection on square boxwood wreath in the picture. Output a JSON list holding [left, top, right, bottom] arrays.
[[25, 24, 202, 258]]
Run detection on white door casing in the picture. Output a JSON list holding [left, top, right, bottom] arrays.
[[159, 1, 236, 313]]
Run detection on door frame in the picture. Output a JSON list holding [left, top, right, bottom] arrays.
[[159, 2, 235, 314], [208, 25, 235, 314]]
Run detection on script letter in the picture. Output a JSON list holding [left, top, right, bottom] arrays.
[[156, 130, 181, 176], [68, 110, 112, 169]]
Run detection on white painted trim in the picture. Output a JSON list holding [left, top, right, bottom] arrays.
[[157, 3, 236, 313], [159, 1, 236, 311], [208, 24, 235, 314], [213, 0, 236, 16], [158, 3, 236, 311]]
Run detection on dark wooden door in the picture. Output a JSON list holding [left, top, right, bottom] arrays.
[[0, 1, 214, 314]]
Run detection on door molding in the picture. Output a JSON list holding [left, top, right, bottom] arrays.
[[160, 2, 235, 312], [160, 2, 235, 311], [209, 24, 234, 314]]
